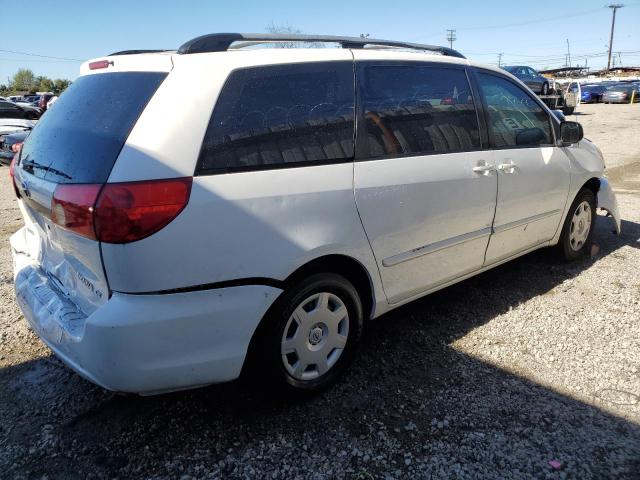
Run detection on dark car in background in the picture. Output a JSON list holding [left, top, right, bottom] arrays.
[[0, 129, 29, 165], [0, 101, 41, 120], [502, 65, 550, 95], [603, 84, 640, 104], [580, 84, 607, 103]]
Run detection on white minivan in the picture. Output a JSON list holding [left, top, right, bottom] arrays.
[[10, 34, 620, 395]]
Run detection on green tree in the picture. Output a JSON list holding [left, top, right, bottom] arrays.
[[38, 77, 55, 93], [11, 68, 37, 91], [53, 78, 71, 94]]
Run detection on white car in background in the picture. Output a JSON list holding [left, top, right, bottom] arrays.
[[10, 33, 620, 396]]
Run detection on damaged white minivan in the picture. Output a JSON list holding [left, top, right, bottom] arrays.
[[10, 34, 621, 395]]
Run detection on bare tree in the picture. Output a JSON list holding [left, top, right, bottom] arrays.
[[265, 22, 322, 48]]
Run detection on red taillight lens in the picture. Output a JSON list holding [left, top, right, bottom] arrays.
[[94, 178, 192, 243], [50, 178, 192, 243], [51, 184, 102, 239]]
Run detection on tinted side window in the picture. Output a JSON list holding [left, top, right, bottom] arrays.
[[361, 65, 480, 159], [197, 62, 355, 173], [477, 73, 553, 148]]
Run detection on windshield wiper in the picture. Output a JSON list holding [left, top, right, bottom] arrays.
[[21, 159, 72, 180]]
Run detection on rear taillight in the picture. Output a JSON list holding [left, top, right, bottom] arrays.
[[94, 178, 192, 243], [51, 178, 192, 243], [51, 184, 102, 239]]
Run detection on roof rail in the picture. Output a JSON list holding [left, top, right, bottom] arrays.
[[108, 49, 171, 56], [177, 33, 465, 58]]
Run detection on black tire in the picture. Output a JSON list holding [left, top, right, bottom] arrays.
[[562, 106, 575, 116], [558, 188, 596, 261], [246, 273, 363, 395]]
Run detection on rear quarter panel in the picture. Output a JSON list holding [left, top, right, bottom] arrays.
[[101, 50, 386, 312]]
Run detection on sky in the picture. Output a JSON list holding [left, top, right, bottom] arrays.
[[1, 0, 639, 83]]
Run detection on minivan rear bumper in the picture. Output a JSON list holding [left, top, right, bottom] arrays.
[[11, 228, 282, 394]]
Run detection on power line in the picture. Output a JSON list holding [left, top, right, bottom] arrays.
[[0, 57, 81, 63], [454, 7, 603, 32], [0, 49, 83, 62]]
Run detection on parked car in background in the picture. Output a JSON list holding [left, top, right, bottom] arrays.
[[10, 33, 620, 396], [502, 65, 550, 95], [603, 84, 640, 104], [579, 84, 607, 103], [38, 93, 55, 111], [0, 129, 29, 165], [0, 101, 41, 120], [47, 96, 59, 109]]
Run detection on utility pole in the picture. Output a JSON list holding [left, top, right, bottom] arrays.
[[498, 53, 503, 67], [446, 29, 456, 49], [606, 4, 624, 71], [566, 39, 571, 68]]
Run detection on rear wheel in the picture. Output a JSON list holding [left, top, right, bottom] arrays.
[[559, 189, 596, 260], [562, 106, 575, 116], [249, 273, 363, 394]]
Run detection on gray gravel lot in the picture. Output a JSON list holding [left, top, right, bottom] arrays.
[[1, 103, 639, 479]]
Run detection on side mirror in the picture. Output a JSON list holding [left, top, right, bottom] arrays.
[[559, 121, 583, 145]]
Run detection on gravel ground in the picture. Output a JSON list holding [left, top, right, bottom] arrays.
[[1, 105, 640, 479]]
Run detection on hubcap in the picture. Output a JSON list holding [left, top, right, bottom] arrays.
[[569, 201, 592, 251], [281, 292, 349, 381]]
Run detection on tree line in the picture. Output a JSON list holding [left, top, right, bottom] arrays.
[[1, 68, 72, 96]]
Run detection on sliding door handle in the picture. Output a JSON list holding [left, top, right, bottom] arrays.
[[473, 164, 495, 174], [497, 161, 516, 173]]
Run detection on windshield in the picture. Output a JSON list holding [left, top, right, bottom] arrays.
[[20, 71, 166, 184]]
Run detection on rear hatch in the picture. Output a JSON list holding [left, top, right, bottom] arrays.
[[13, 66, 168, 316]]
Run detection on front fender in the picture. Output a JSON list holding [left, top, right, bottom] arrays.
[[598, 177, 621, 234]]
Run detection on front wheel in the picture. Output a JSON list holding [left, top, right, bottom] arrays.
[[562, 106, 575, 116], [249, 273, 363, 394], [559, 189, 596, 260]]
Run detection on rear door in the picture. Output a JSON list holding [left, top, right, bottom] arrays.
[[353, 59, 497, 304], [474, 69, 570, 264], [13, 70, 167, 315]]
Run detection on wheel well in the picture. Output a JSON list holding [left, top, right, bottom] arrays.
[[240, 255, 376, 379], [582, 177, 600, 196], [284, 255, 375, 320]]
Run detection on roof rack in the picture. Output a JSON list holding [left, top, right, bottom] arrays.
[[177, 33, 465, 59], [109, 49, 171, 56]]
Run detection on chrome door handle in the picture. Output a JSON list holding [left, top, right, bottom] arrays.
[[497, 161, 516, 172], [473, 164, 495, 174]]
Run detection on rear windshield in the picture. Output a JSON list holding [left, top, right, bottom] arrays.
[[19, 72, 166, 184]]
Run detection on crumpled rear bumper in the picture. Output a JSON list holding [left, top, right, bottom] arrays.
[[11, 228, 283, 394], [597, 177, 621, 234]]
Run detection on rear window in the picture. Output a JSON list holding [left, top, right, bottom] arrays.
[[19, 72, 166, 184], [196, 62, 355, 174]]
